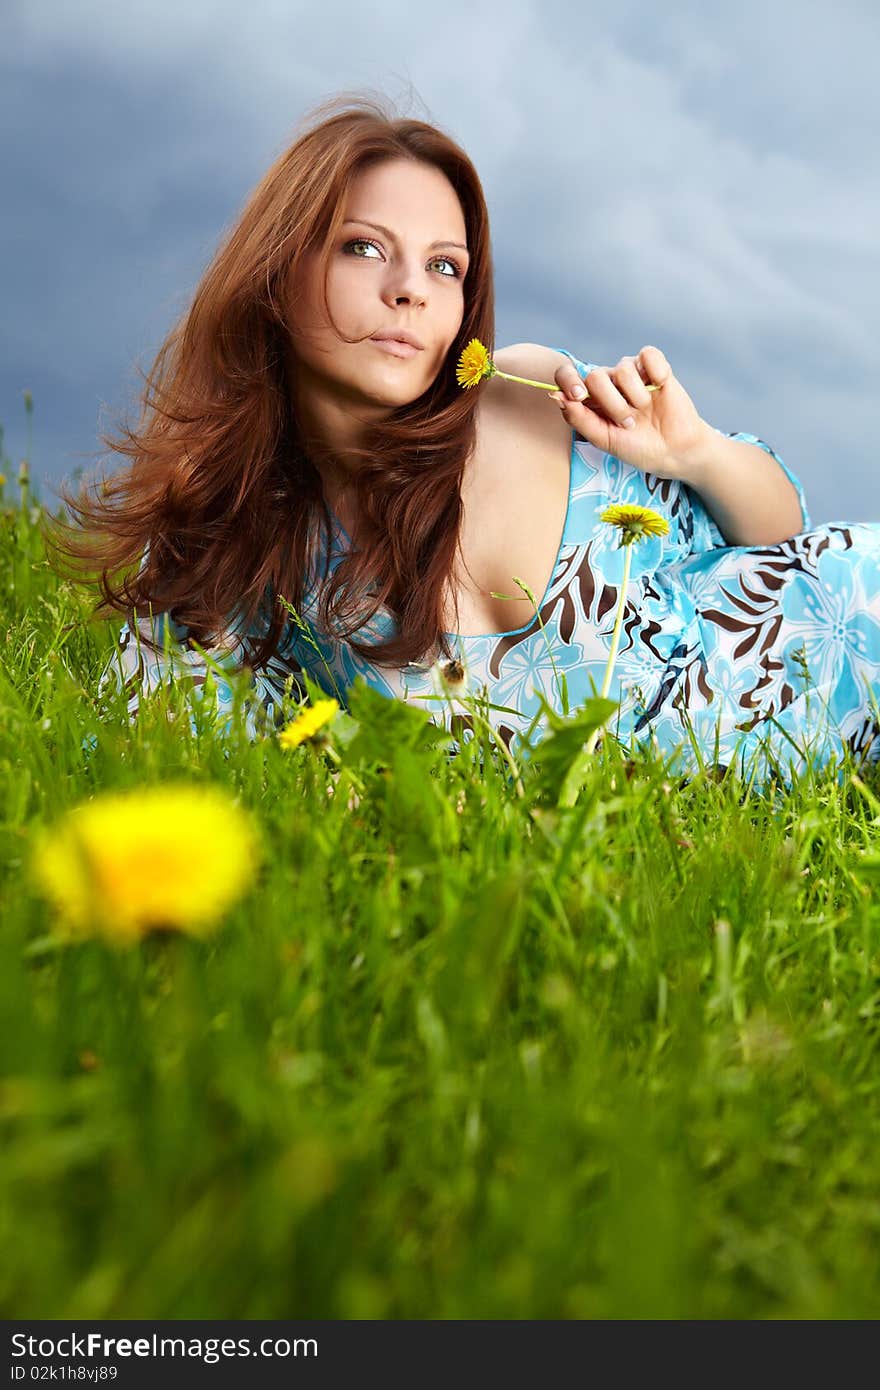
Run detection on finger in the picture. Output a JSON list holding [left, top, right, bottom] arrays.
[[612, 356, 653, 409], [581, 366, 637, 428], [551, 390, 638, 439], [554, 363, 589, 402], [562, 400, 612, 453], [638, 345, 671, 387]]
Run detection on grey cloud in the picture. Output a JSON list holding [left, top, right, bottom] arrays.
[[1, 0, 878, 525]]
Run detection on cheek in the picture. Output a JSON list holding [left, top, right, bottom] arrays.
[[446, 295, 466, 339], [327, 257, 365, 294], [322, 264, 375, 328]]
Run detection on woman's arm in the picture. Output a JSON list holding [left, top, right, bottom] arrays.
[[540, 342, 807, 547], [675, 421, 805, 546]]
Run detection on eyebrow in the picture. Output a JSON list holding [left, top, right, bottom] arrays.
[[342, 218, 469, 254]]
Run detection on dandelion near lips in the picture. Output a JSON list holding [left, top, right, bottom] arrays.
[[456, 338, 554, 392], [30, 783, 260, 943]]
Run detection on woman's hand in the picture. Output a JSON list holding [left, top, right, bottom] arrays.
[[549, 346, 711, 481]]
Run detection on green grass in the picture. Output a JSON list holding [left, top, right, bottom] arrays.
[[2, 457, 880, 1320]]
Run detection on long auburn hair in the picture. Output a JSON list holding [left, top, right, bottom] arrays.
[[45, 90, 496, 673]]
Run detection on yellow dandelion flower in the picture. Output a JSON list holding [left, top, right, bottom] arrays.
[[600, 503, 670, 547], [278, 697, 340, 749], [30, 783, 260, 943], [455, 337, 584, 395], [0, 474, 6, 487], [456, 338, 496, 390], [457, 340, 665, 402]]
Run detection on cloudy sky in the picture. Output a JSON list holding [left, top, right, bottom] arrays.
[[2, 0, 878, 526]]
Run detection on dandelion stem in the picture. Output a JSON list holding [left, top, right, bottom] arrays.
[[495, 371, 566, 391], [600, 544, 633, 702], [466, 701, 525, 799], [583, 542, 632, 759], [494, 369, 661, 397]]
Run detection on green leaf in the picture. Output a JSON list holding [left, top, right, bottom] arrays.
[[525, 691, 619, 804]]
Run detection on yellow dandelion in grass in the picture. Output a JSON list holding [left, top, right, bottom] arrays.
[[564, 502, 672, 782], [278, 697, 339, 749], [595, 502, 668, 700], [583, 500, 664, 756], [30, 783, 260, 944], [600, 503, 670, 547]]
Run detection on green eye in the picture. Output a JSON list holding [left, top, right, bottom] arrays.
[[344, 238, 463, 280]]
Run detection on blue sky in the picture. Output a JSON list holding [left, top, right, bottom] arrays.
[[2, 0, 878, 525]]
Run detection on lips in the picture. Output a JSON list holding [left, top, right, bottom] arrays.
[[370, 337, 420, 359], [370, 331, 423, 350]]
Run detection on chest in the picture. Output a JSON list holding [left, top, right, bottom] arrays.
[[441, 396, 573, 637], [320, 392, 575, 640]]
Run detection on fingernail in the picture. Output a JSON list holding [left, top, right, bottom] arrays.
[[569, 383, 586, 400], [622, 416, 636, 429]]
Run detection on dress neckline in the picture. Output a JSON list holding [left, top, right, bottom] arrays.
[[326, 429, 577, 644]]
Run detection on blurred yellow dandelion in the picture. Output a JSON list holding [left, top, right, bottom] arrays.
[[600, 503, 670, 547], [278, 697, 339, 749], [30, 783, 260, 943]]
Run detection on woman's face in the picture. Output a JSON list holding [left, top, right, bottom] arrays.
[[285, 157, 470, 436]]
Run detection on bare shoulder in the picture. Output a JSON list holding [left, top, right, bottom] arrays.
[[454, 345, 577, 633], [491, 342, 577, 383], [477, 342, 575, 453]]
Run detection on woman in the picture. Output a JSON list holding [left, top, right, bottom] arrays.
[[51, 93, 880, 785]]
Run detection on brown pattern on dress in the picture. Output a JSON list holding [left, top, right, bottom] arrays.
[[553, 545, 594, 644], [669, 651, 715, 713], [665, 534, 863, 735], [845, 713, 880, 765], [116, 623, 208, 708], [622, 587, 671, 664], [641, 473, 680, 506], [699, 563, 797, 663], [690, 543, 810, 727], [483, 527, 866, 749], [487, 541, 620, 679]]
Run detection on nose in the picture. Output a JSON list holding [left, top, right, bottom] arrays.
[[382, 257, 428, 307]]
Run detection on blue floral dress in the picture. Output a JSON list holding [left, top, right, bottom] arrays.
[[103, 346, 880, 786]]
